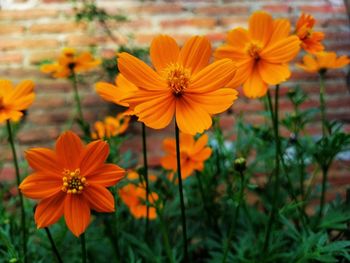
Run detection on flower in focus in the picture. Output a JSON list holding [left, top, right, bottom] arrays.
[[297, 51, 350, 74], [91, 112, 130, 139], [0, 80, 35, 123], [118, 171, 159, 220], [41, 48, 101, 78], [118, 34, 238, 135], [19, 131, 125, 237], [161, 133, 212, 180], [214, 11, 301, 98], [295, 13, 324, 54], [95, 74, 138, 114]]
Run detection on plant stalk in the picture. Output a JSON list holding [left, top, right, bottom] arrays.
[[81, 233, 87, 263], [44, 227, 63, 263], [175, 122, 189, 262], [6, 120, 27, 263], [142, 123, 150, 239]]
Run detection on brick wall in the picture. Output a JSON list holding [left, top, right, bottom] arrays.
[[0, 0, 350, 192]]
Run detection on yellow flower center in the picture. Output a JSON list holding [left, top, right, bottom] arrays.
[[246, 43, 262, 60], [163, 63, 191, 96], [61, 169, 87, 194]]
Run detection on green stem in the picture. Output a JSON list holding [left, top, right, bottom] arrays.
[[81, 233, 87, 263], [319, 72, 327, 137], [6, 120, 27, 263], [71, 72, 89, 137], [44, 227, 63, 263], [141, 123, 150, 239], [222, 171, 245, 263], [175, 121, 189, 262], [318, 166, 329, 219], [263, 86, 281, 253], [157, 207, 175, 263]]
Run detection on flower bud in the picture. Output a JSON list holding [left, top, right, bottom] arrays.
[[234, 157, 246, 173]]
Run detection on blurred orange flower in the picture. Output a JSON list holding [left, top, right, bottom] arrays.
[[95, 74, 138, 114], [215, 11, 301, 98], [118, 35, 238, 135], [41, 48, 100, 78], [118, 171, 158, 220], [19, 131, 125, 237], [297, 51, 350, 73], [91, 112, 130, 139], [0, 80, 35, 123], [161, 133, 212, 180], [295, 13, 324, 54]]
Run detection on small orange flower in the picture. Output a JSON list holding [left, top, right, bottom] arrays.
[[19, 131, 125, 237], [161, 133, 212, 180], [95, 74, 138, 114], [297, 51, 350, 73], [295, 13, 325, 54], [91, 113, 130, 139], [118, 35, 238, 135], [214, 11, 301, 98], [118, 171, 158, 220], [0, 80, 35, 123], [41, 48, 100, 78]]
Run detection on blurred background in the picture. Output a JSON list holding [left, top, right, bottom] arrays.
[[0, 0, 349, 196]]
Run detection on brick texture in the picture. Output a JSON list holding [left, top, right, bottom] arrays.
[[0, 0, 349, 194]]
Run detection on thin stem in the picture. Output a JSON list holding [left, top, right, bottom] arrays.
[[81, 233, 87, 263], [175, 121, 189, 262], [222, 171, 245, 263], [263, 86, 281, 253], [44, 227, 63, 263], [71, 72, 89, 137], [6, 120, 27, 263], [157, 207, 175, 263], [319, 72, 327, 137], [142, 123, 150, 239], [318, 166, 329, 219]]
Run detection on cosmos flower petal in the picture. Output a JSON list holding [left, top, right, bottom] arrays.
[[214, 45, 249, 61], [83, 184, 115, 212], [178, 36, 212, 75], [268, 19, 291, 45], [0, 80, 14, 96], [6, 80, 35, 102], [25, 148, 62, 177], [226, 60, 254, 88], [184, 88, 238, 114], [175, 98, 212, 135], [55, 131, 84, 170], [87, 164, 125, 186], [243, 66, 268, 98], [162, 138, 176, 154], [150, 35, 180, 73], [161, 155, 177, 170], [248, 11, 273, 47], [258, 61, 291, 85], [118, 52, 167, 91], [226, 27, 251, 49], [64, 194, 91, 237], [191, 148, 212, 162], [19, 172, 62, 199], [192, 134, 209, 153], [189, 59, 236, 93], [7, 93, 35, 111], [260, 36, 301, 63], [0, 110, 23, 123], [79, 140, 109, 176], [35, 192, 66, 228]]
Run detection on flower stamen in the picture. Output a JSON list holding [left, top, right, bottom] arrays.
[[246, 43, 262, 60], [61, 169, 87, 194], [163, 63, 191, 96]]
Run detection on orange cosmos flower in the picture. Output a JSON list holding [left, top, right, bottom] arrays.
[[295, 13, 324, 54], [95, 74, 138, 114], [214, 11, 301, 98], [117, 35, 238, 135], [91, 112, 130, 139], [19, 131, 125, 237], [0, 80, 35, 123], [41, 48, 101, 78], [161, 133, 212, 180], [118, 171, 158, 219], [297, 51, 350, 73]]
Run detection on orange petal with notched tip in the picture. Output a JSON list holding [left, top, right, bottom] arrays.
[[35, 192, 66, 228], [258, 61, 291, 85], [83, 184, 115, 212], [79, 140, 109, 176], [64, 194, 90, 237], [87, 164, 125, 187]]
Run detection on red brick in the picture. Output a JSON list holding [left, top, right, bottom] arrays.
[[299, 5, 345, 13], [160, 18, 217, 28], [17, 127, 60, 144], [262, 4, 292, 13], [32, 95, 67, 109], [205, 32, 226, 42], [29, 50, 60, 65], [66, 35, 108, 47], [0, 52, 23, 63], [195, 6, 249, 15], [219, 17, 248, 27], [0, 9, 59, 20], [0, 39, 60, 51], [133, 4, 183, 14], [0, 24, 25, 35], [29, 22, 86, 34]]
